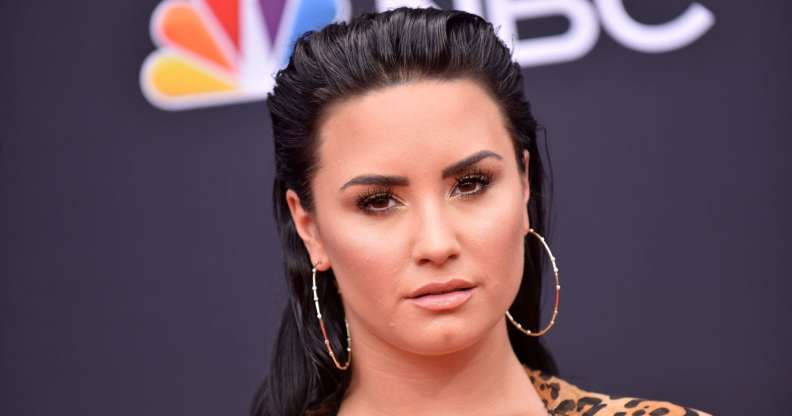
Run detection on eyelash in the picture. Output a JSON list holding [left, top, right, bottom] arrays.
[[355, 167, 494, 215]]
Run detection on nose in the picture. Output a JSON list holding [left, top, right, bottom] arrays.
[[410, 199, 461, 266]]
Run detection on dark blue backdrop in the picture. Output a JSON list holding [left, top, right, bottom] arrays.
[[2, 1, 790, 415]]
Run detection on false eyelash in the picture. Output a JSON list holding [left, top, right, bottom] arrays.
[[355, 187, 395, 212], [451, 167, 493, 198], [355, 166, 495, 214]]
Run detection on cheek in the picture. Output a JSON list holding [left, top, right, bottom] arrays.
[[316, 214, 406, 318], [311, 177, 527, 349], [465, 187, 526, 302]]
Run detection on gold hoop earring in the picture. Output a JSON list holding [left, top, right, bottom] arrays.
[[506, 228, 560, 337], [312, 262, 351, 370]]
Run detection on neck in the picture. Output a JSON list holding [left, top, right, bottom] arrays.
[[337, 320, 546, 416]]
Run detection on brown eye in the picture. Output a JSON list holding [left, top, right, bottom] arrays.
[[356, 190, 400, 214], [457, 179, 481, 194], [451, 174, 490, 198], [367, 195, 394, 211]]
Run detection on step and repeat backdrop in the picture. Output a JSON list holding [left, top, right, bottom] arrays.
[[2, 0, 790, 415]]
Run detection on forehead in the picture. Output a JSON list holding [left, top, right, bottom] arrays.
[[315, 78, 514, 178]]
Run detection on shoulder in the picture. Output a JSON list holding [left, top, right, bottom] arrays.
[[524, 367, 712, 416]]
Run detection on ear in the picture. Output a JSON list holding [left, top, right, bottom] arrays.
[[285, 189, 331, 271], [521, 150, 531, 234]]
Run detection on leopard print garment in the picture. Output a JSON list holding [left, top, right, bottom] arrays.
[[525, 367, 711, 416], [306, 367, 712, 415]]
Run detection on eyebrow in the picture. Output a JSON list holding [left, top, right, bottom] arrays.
[[338, 150, 503, 191], [441, 150, 503, 178]]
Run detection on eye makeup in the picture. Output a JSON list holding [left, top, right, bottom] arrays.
[[450, 166, 493, 199], [354, 165, 495, 216], [355, 187, 399, 214]]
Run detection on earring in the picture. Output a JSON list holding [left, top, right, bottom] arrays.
[[312, 262, 351, 370], [506, 228, 560, 337]]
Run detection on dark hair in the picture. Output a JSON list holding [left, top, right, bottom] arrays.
[[252, 7, 557, 416]]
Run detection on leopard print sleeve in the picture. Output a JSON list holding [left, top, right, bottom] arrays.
[[525, 367, 712, 416]]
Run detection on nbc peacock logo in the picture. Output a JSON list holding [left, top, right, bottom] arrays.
[[140, 0, 351, 111]]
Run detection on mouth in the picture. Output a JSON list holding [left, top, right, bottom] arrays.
[[407, 279, 476, 312]]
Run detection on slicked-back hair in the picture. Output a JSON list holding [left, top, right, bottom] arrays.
[[253, 7, 557, 416]]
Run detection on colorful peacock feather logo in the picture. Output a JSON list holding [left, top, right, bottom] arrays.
[[140, 0, 350, 110]]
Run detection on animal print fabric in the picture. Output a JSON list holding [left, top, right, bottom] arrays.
[[305, 366, 711, 415], [525, 367, 711, 416]]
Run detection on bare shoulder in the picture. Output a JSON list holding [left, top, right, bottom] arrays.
[[524, 367, 713, 416]]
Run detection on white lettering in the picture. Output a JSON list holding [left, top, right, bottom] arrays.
[[486, 0, 599, 67], [377, 0, 438, 11], [374, 0, 714, 64], [594, 0, 714, 53]]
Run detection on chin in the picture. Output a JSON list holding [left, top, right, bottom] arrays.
[[395, 316, 495, 357]]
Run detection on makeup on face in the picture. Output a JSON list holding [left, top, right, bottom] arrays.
[[405, 278, 477, 312], [342, 151, 502, 217], [307, 79, 529, 354]]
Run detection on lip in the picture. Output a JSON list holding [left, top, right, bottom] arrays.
[[407, 279, 476, 312]]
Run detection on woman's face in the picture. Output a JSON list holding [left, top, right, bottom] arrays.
[[287, 78, 531, 356]]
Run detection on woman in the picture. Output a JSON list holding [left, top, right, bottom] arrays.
[[252, 7, 710, 416]]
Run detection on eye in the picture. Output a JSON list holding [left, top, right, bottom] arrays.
[[451, 169, 492, 199], [356, 189, 400, 215]]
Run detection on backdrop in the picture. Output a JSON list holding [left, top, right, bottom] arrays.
[[2, 1, 790, 415]]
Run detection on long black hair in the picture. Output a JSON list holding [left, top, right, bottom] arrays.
[[252, 7, 557, 416]]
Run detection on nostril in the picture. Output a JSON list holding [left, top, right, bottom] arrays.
[[415, 250, 459, 267]]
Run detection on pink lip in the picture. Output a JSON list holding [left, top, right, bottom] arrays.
[[409, 288, 474, 311], [407, 279, 476, 312]]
